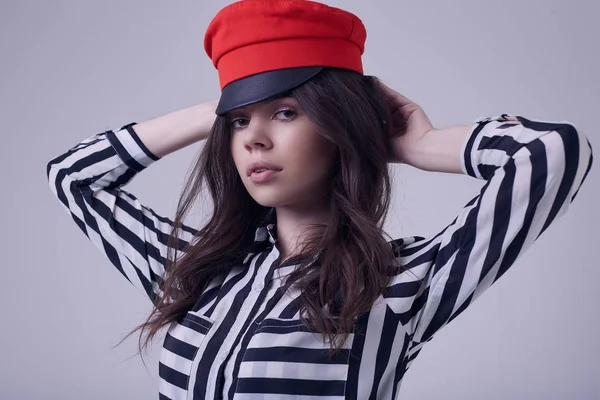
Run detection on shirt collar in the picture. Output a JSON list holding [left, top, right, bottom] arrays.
[[251, 222, 294, 282], [249, 208, 322, 282], [252, 207, 278, 246], [252, 223, 277, 245]]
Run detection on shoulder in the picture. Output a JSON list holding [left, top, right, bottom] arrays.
[[388, 235, 428, 258]]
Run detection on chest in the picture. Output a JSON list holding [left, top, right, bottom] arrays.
[[155, 250, 412, 399], [158, 264, 361, 399]]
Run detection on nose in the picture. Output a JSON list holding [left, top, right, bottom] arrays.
[[242, 119, 273, 151]]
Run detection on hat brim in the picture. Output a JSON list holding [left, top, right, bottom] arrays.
[[215, 66, 323, 115]]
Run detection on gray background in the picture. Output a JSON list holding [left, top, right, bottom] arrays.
[[1, 0, 598, 399]]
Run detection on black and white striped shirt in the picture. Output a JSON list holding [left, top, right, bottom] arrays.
[[46, 114, 593, 399]]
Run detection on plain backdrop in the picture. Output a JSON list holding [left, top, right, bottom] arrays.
[[1, 1, 598, 399]]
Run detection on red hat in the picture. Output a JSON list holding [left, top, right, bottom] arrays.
[[204, 0, 367, 115]]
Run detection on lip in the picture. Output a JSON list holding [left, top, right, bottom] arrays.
[[246, 160, 283, 177], [249, 169, 280, 183]]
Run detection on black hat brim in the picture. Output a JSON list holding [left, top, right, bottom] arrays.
[[215, 66, 323, 115]]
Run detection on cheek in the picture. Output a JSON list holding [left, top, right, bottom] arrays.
[[308, 135, 336, 166], [287, 135, 335, 177]]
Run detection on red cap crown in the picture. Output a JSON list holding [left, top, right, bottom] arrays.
[[204, 0, 367, 90]]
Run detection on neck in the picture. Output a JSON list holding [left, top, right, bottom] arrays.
[[274, 204, 330, 262]]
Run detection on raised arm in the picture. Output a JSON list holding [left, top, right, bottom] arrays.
[[386, 114, 594, 345], [46, 101, 217, 302]]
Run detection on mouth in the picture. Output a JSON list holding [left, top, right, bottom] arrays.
[[246, 161, 283, 177], [249, 169, 281, 183]]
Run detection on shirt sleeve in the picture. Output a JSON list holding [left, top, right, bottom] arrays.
[[46, 122, 199, 303], [385, 114, 594, 344]]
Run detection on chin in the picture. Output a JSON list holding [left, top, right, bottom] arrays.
[[245, 187, 290, 208], [250, 195, 285, 208]]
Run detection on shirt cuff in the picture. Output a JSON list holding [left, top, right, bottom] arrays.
[[106, 122, 161, 173], [460, 114, 520, 179]]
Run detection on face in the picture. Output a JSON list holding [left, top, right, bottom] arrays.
[[228, 96, 337, 210]]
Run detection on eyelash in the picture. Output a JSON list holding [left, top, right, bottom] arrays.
[[229, 108, 297, 130]]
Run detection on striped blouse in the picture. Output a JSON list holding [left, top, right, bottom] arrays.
[[46, 114, 593, 399]]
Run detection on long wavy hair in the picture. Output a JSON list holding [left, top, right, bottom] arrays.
[[126, 67, 408, 355]]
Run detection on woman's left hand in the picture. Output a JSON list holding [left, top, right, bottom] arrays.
[[377, 81, 436, 164]]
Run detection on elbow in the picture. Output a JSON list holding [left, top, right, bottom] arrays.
[[46, 158, 61, 196], [46, 154, 69, 191], [556, 123, 593, 170], [46, 155, 62, 182], [549, 123, 594, 201], [46, 159, 55, 181]]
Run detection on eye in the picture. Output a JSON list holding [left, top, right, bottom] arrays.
[[229, 117, 249, 130], [230, 108, 297, 130], [273, 108, 297, 120]]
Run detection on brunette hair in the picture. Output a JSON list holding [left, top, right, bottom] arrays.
[[125, 67, 408, 355]]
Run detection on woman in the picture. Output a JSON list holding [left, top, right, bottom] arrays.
[[46, 1, 593, 399]]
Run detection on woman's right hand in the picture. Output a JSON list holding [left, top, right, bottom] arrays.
[[133, 100, 219, 158]]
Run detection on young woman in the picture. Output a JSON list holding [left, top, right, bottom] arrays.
[[46, 1, 593, 399]]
